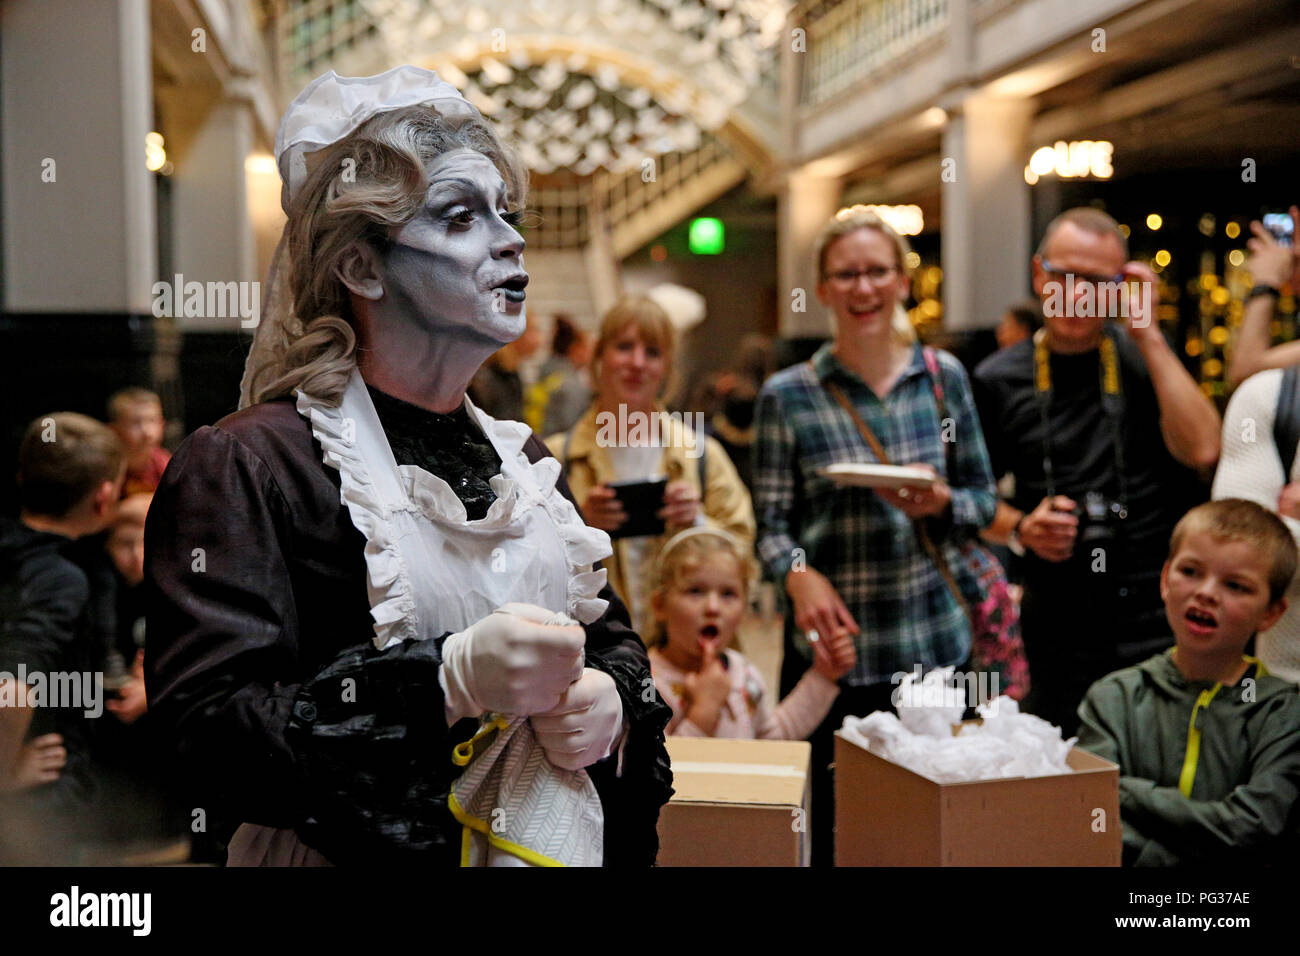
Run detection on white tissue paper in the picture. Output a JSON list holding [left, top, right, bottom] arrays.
[[839, 667, 1077, 784]]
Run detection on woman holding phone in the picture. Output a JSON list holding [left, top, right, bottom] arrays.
[[547, 296, 754, 637]]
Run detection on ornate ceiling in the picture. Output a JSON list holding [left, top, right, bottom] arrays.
[[280, 0, 787, 177]]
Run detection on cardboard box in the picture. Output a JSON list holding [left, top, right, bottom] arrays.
[[658, 737, 811, 867], [834, 730, 1120, 866]]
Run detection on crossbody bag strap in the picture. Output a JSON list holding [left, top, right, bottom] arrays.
[[823, 377, 891, 463], [922, 347, 953, 475], [820, 366, 969, 622]]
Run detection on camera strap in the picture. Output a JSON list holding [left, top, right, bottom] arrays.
[[1032, 325, 1129, 509]]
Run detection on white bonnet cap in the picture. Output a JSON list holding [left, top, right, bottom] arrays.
[[274, 65, 481, 213]]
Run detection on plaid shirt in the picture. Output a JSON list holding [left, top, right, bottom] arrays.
[[753, 342, 998, 685]]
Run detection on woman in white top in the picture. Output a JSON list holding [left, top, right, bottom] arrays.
[[1214, 204, 1300, 681]]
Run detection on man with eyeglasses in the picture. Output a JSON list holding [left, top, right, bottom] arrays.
[[972, 207, 1221, 735]]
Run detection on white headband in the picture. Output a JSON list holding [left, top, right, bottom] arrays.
[[274, 65, 481, 213], [657, 526, 745, 569]]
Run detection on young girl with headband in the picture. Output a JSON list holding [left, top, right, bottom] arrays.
[[648, 528, 855, 738]]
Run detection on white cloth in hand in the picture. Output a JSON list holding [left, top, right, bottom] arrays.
[[530, 668, 624, 771], [439, 602, 585, 724]]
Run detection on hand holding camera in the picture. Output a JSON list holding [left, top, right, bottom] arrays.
[[1019, 495, 1079, 562]]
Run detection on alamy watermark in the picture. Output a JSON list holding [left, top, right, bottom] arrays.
[[151, 273, 260, 328], [1041, 274, 1151, 326], [50, 886, 150, 936], [593, 404, 706, 459], [890, 664, 1001, 714], [0, 666, 103, 718]]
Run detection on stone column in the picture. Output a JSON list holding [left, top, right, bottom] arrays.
[[777, 170, 840, 338], [940, 93, 1034, 330], [170, 96, 259, 331], [1, 0, 156, 312]]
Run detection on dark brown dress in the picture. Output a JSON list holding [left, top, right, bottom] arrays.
[[143, 393, 673, 865]]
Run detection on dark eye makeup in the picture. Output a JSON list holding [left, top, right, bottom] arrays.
[[442, 204, 524, 228]]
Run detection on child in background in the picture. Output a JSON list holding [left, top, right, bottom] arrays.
[[0, 412, 125, 861], [106, 388, 170, 497], [648, 527, 855, 738], [94, 491, 189, 853], [1077, 499, 1300, 866], [102, 493, 151, 725]]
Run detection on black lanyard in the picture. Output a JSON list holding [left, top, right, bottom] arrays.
[[1032, 326, 1129, 510]]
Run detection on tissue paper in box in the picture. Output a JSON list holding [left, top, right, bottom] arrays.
[[834, 725, 1120, 866]]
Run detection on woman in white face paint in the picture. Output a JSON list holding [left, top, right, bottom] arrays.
[[143, 67, 673, 866]]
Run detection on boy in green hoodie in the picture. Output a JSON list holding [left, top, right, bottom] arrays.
[[1077, 498, 1300, 865]]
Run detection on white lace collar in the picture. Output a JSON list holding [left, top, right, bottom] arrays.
[[296, 369, 611, 649]]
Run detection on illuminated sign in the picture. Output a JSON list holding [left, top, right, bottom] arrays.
[[688, 217, 725, 255], [1024, 140, 1114, 184]]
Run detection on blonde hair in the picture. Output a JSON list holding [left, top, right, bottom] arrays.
[[646, 528, 757, 648], [591, 295, 679, 403], [245, 105, 528, 406], [1169, 499, 1299, 604], [812, 205, 917, 346]]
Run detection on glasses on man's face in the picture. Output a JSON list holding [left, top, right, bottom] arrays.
[[824, 266, 899, 287], [1039, 259, 1126, 287]]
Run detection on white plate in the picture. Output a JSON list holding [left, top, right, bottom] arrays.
[[818, 463, 937, 489]]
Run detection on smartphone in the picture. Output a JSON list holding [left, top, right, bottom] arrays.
[[1263, 212, 1294, 247], [604, 476, 668, 539]]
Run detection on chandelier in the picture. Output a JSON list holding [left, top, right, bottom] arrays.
[[354, 0, 789, 174]]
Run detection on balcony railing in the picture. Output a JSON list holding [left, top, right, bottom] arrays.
[[522, 133, 745, 253], [799, 0, 950, 108]]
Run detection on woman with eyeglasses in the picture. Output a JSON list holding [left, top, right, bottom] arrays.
[[752, 205, 998, 864]]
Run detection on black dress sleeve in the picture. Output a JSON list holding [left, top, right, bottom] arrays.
[[143, 425, 317, 829], [144, 424, 468, 863]]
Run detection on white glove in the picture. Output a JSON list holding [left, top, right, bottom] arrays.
[[439, 603, 585, 724], [530, 668, 625, 771]]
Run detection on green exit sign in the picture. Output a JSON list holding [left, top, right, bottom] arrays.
[[688, 217, 724, 255]]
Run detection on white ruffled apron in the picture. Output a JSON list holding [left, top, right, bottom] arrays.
[[227, 369, 613, 866]]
